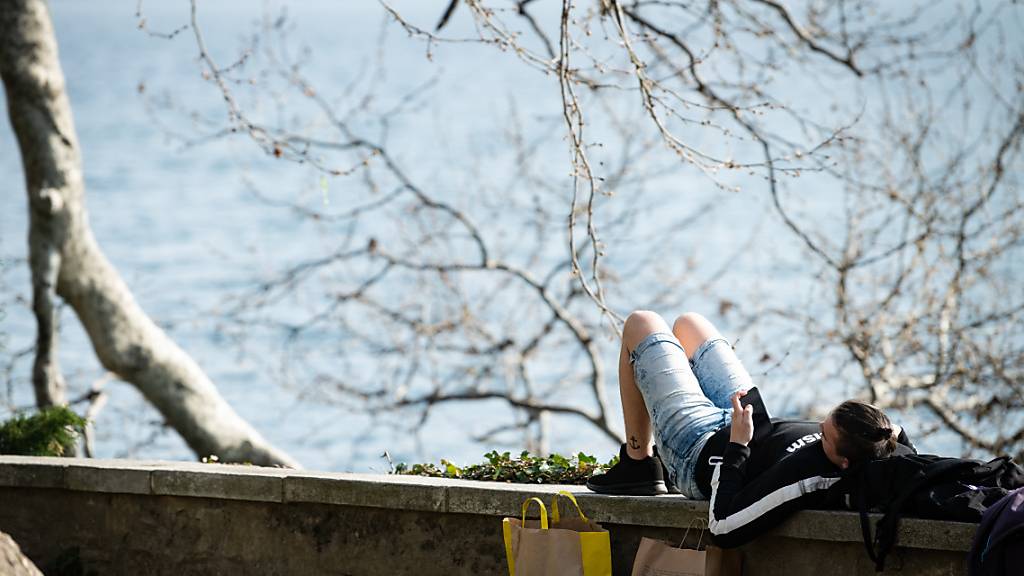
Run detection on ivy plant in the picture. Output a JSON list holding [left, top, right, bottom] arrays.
[[0, 406, 86, 457], [392, 450, 617, 484]]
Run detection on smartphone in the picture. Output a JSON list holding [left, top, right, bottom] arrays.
[[739, 386, 763, 411], [739, 386, 772, 443]]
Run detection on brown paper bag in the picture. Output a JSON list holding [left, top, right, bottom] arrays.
[[503, 493, 612, 576], [705, 546, 741, 576], [630, 536, 741, 576], [505, 516, 587, 576]]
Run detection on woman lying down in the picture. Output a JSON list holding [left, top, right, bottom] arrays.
[[585, 311, 914, 547]]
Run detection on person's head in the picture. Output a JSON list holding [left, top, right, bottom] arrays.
[[820, 400, 897, 469]]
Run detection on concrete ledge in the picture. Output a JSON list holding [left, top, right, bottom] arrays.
[[0, 455, 976, 553], [284, 472, 447, 512], [0, 458, 64, 489], [64, 459, 157, 495]]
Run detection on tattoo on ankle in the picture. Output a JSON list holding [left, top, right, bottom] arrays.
[[629, 436, 641, 450]]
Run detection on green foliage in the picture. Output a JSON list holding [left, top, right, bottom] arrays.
[[0, 406, 87, 457], [392, 450, 618, 484]]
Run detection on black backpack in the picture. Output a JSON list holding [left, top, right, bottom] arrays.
[[968, 487, 1024, 576], [833, 453, 1024, 571]]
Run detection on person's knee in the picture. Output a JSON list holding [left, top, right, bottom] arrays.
[[672, 312, 708, 335], [623, 310, 669, 350], [672, 312, 720, 358]]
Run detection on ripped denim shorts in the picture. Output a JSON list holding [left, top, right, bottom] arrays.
[[630, 332, 754, 498]]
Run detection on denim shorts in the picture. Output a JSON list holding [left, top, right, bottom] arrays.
[[630, 332, 755, 499]]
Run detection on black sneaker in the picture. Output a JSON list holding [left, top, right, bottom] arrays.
[[586, 443, 668, 495], [652, 445, 682, 494]]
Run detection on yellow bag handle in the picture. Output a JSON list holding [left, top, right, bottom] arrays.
[[521, 497, 549, 529], [551, 490, 588, 524]]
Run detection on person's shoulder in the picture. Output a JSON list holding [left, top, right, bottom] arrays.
[[768, 419, 822, 438], [769, 418, 818, 426], [772, 442, 842, 478]]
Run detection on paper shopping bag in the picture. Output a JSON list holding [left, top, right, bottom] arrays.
[[630, 536, 741, 576], [631, 537, 705, 576], [502, 492, 612, 576], [705, 546, 741, 576]]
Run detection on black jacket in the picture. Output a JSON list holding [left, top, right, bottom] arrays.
[[700, 419, 915, 548]]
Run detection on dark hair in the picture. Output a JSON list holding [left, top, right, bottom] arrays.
[[831, 400, 897, 464]]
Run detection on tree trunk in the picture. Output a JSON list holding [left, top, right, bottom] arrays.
[[0, 0, 299, 468]]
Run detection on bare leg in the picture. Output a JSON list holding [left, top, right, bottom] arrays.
[[671, 312, 723, 361], [619, 310, 674, 460], [619, 339, 653, 460], [673, 311, 752, 411], [593, 310, 715, 496]]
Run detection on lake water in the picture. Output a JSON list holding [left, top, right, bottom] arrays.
[[0, 1, 1005, 469]]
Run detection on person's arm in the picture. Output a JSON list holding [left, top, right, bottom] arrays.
[[707, 446, 837, 547], [709, 392, 756, 539], [707, 392, 837, 548]]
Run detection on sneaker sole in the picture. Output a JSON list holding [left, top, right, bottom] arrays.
[[585, 479, 668, 496]]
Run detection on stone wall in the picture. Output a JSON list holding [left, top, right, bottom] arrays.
[[0, 456, 976, 575]]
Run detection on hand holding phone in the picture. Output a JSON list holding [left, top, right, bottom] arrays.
[[730, 391, 755, 446]]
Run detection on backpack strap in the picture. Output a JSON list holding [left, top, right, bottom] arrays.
[[856, 470, 881, 566], [871, 458, 977, 571]]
